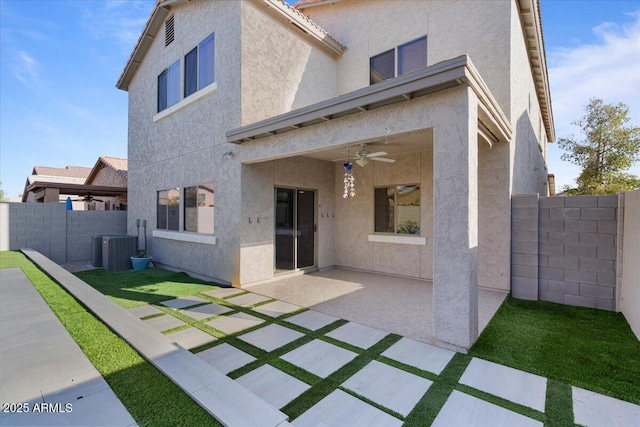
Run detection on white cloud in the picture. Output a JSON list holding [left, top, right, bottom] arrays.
[[547, 10, 640, 190], [79, 1, 153, 49], [13, 50, 41, 88]]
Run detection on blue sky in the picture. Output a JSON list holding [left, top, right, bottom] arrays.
[[1, 0, 639, 199]]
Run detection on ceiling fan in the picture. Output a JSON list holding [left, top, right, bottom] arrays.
[[336, 143, 396, 167], [71, 193, 105, 203]]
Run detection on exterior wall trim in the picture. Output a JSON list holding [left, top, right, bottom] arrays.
[[226, 55, 512, 144], [152, 229, 218, 245], [368, 234, 427, 246]]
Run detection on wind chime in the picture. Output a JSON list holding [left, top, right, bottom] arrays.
[[343, 146, 356, 198]]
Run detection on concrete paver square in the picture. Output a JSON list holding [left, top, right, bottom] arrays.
[[167, 327, 216, 350], [206, 312, 265, 335], [325, 322, 388, 349], [238, 324, 304, 352], [572, 386, 640, 427], [160, 295, 207, 310], [293, 389, 402, 427], [281, 339, 357, 378], [285, 310, 339, 331], [459, 358, 547, 412], [237, 364, 310, 409], [342, 360, 432, 416], [432, 390, 542, 427], [196, 343, 256, 375], [182, 303, 232, 321], [381, 337, 455, 375], [144, 314, 186, 332], [225, 292, 271, 307], [253, 300, 302, 318], [203, 288, 245, 299], [128, 304, 163, 318]]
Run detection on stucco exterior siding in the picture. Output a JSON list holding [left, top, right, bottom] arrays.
[[240, 1, 338, 125], [302, 0, 511, 115]]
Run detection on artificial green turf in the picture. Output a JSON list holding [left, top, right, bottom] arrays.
[[75, 268, 220, 308], [0, 251, 221, 427], [470, 296, 640, 405]]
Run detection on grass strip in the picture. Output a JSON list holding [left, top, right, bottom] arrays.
[[470, 296, 640, 404], [283, 334, 401, 421], [544, 379, 574, 427], [0, 251, 221, 427], [339, 386, 405, 421], [75, 267, 220, 309], [455, 384, 545, 422], [403, 352, 471, 427]]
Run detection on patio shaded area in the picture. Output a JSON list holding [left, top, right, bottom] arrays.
[[247, 268, 507, 346]]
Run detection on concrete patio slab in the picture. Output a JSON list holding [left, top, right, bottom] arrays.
[[203, 288, 245, 299], [160, 295, 208, 309], [206, 312, 265, 335], [253, 300, 303, 317], [292, 389, 403, 427], [342, 360, 432, 416], [325, 322, 388, 349], [144, 314, 186, 332], [237, 364, 310, 409], [196, 343, 256, 375], [225, 292, 272, 307], [182, 303, 232, 321], [285, 310, 339, 331], [166, 327, 216, 350], [249, 268, 507, 345], [459, 358, 547, 412], [381, 337, 455, 375], [153, 349, 227, 394], [281, 339, 357, 378], [432, 390, 542, 427], [572, 386, 640, 427], [128, 304, 163, 318], [238, 324, 304, 352]]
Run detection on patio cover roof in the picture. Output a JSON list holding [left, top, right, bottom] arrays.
[[226, 55, 512, 146]]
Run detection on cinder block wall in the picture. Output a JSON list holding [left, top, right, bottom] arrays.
[[66, 211, 127, 261], [511, 195, 618, 310], [0, 202, 126, 263]]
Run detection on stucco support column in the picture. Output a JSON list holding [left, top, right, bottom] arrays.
[[432, 87, 479, 351]]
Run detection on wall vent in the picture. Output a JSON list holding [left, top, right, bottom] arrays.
[[165, 15, 175, 47]]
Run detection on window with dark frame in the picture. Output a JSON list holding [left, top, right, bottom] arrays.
[[157, 60, 180, 112], [370, 36, 427, 85], [184, 183, 214, 234], [374, 185, 421, 234], [184, 33, 215, 98], [157, 188, 180, 231]]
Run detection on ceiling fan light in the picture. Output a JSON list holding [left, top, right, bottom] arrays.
[[355, 157, 369, 167]]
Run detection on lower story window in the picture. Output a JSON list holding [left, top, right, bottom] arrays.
[[157, 188, 180, 231], [184, 183, 214, 234], [374, 185, 421, 234]]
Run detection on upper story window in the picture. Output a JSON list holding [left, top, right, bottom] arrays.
[[370, 36, 427, 85], [184, 33, 215, 98], [184, 183, 214, 234], [374, 185, 421, 234], [158, 60, 180, 112], [157, 188, 180, 231]]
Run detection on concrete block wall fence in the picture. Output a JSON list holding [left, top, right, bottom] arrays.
[[0, 202, 126, 264], [511, 193, 633, 313]]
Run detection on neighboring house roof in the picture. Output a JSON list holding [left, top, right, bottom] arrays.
[[116, 0, 346, 91], [86, 156, 128, 184], [31, 166, 92, 179]]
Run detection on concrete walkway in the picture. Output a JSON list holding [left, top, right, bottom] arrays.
[[0, 268, 135, 426]]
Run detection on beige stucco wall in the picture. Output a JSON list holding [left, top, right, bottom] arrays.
[[620, 190, 640, 339], [303, 0, 511, 114], [240, 1, 338, 125], [90, 167, 127, 188], [239, 157, 335, 285], [126, 0, 243, 283]]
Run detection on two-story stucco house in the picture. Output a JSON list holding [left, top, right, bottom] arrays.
[[117, 0, 554, 350]]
